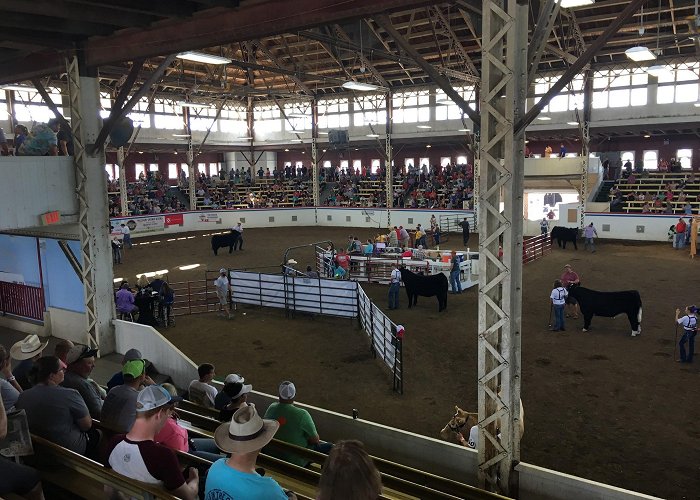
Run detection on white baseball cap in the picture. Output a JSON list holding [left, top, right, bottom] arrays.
[[225, 373, 245, 384], [279, 380, 296, 400]]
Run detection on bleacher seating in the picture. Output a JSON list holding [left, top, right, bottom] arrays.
[[182, 177, 313, 209], [608, 171, 699, 214]]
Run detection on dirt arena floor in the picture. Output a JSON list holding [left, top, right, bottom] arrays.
[[116, 225, 700, 499]]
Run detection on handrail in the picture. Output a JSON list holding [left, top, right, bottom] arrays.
[[29, 433, 180, 500], [174, 408, 509, 500]]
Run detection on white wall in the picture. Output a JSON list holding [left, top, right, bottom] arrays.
[[47, 307, 88, 344], [0, 156, 78, 231], [585, 212, 687, 242]]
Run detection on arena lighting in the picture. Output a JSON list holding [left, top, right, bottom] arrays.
[[179, 102, 215, 109], [435, 98, 452, 105], [284, 148, 290, 151], [366, 133, 380, 138], [426, 144, 432, 148], [287, 113, 308, 118], [172, 134, 191, 137], [695, 102, 700, 107], [457, 128, 470, 132], [290, 139, 304, 143], [625, 46, 656, 62], [318, 131, 329, 135], [417, 125, 432, 129], [644, 134, 651, 138], [176, 51, 231, 65], [113, 278, 123, 283], [646, 65, 671, 78], [537, 116, 552, 121], [341, 81, 380, 91], [558, 0, 594, 7], [567, 121, 579, 126], [1, 85, 34, 92]]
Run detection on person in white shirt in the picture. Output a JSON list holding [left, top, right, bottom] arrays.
[[232, 222, 244, 250], [550, 280, 568, 332], [675, 305, 698, 363], [388, 263, 401, 310], [119, 223, 132, 249], [188, 363, 218, 408], [214, 268, 232, 319]]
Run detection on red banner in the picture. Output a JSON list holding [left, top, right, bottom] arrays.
[[164, 213, 184, 226]]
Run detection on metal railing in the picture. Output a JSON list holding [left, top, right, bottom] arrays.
[[522, 232, 552, 264], [0, 281, 45, 321]]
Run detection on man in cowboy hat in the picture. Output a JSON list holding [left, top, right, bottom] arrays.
[[206, 405, 296, 499], [214, 269, 232, 319], [105, 385, 199, 500], [10, 335, 48, 390], [62, 345, 102, 419]]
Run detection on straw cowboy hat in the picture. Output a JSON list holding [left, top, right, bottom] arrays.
[[214, 404, 279, 454], [10, 335, 48, 360]]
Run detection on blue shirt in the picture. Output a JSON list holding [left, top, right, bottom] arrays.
[[204, 458, 288, 500]]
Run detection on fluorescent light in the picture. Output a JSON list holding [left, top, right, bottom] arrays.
[[179, 102, 215, 109], [290, 139, 304, 143], [366, 134, 380, 138], [232, 137, 253, 140], [172, 134, 190, 138], [644, 134, 651, 138], [417, 125, 432, 129], [342, 81, 380, 91], [176, 51, 231, 65], [1, 85, 34, 92], [537, 116, 552, 121], [178, 264, 200, 270], [646, 65, 670, 78], [694, 103, 700, 108], [567, 121, 579, 126], [436, 98, 452, 105], [319, 131, 329, 135], [558, 0, 594, 8], [426, 144, 432, 148], [287, 113, 308, 118], [284, 148, 290, 152], [113, 278, 123, 283], [625, 46, 656, 62], [458, 128, 470, 132]]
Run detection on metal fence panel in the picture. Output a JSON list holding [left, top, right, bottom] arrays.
[[0, 281, 45, 322]]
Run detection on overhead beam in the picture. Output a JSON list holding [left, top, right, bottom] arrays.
[[431, 6, 479, 77], [67, 0, 197, 17], [515, 0, 647, 136], [0, 0, 154, 27], [333, 25, 390, 88], [253, 40, 313, 95], [0, 28, 76, 50], [90, 55, 176, 154], [0, 12, 114, 36], [528, 0, 561, 84], [30, 78, 70, 131], [373, 14, 480, 125], [364, 19, 415, 83]]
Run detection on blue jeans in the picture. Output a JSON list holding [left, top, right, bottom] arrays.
[[674, 233, 685, 249], [553, 304, 565, 330], [450, 270, 462, 293], [585, 237, 595, 252], [190, 438, 224, 462], [388, 283, 400, 309], [679, 331, 696, 362], [123, 233, 132, 248]]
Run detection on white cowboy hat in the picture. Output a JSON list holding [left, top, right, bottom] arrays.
[[10, 335, 48, 360], [214, 404, 279, 454], [287, 259, 298, 265]]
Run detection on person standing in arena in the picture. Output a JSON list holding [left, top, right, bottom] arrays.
[[583, 222, 598, 253], [560, 264, 580, 319], [449, 250, 462, 294], [388, 263, 401, 310], [676, 305, 698, 363], [673, 218, 687, 250], [549, 280, 568, 332], [459, 218, 470, 247], [214, 268, 232, 319], [232, 222, 244, 250]]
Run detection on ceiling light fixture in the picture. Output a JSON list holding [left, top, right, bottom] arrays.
[[366, 134, 380, 138], [537, 116, 552, 121], [342, 81, 380, 92], [290, 139, 304, 143], [417, 125, 432, 129], [567, 121, 579, 126], [458, 128, 470, 132], [646, 65, 670, 78], [694, 102, 700, 108], [558, 0, 594, 8], [643, 134, 651, 138], [287, 113, 308, 118], [625, 46, 656, 61], [318, 131, 329, 135], [176, 51, 231, 65], [232, 137, 253, 141], [426, 144, 432, 148], [1, 85, 34, 92], [172, 134, 191, 138], [435, 98, 453, 105], [179, 102, 215, 109], [284, 148, 290, 152]]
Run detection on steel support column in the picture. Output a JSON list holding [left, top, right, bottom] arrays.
[[478, 0, 528, 494], [579, 70, 593, 228], [385, 92, 393, 224], [116, 147, 127, 216], [311, 98, 320, 210], [66, 56, 115, 351], [184, 108, 196, 211]]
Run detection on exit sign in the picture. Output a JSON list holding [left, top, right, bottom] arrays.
[[40, 211, 60, 225]]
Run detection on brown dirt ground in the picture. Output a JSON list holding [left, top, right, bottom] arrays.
[[117, 226, 700, 499]]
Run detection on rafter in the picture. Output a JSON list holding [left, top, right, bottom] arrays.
[[332, 25, 389, 88], [253, 40, 313, 95], [431, 6, 479, 76]]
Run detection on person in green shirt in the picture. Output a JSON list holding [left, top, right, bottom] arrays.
[[263, 381, 332, 466]]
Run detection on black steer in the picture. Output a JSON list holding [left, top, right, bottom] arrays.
[[211, 231, 240, 256], [550, 226, 579, 250], [399, 268, 448, 312], [567, 284, 642, 336]]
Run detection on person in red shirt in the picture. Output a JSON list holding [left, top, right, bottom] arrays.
[[560, 264, 581, 319], [335, 249, 350, 277], [674, 218, 687, 249]]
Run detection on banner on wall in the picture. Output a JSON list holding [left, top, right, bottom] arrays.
[[121, 216, 165, 234], [197, 213, 222, 223], [164, 213, 184, 226]]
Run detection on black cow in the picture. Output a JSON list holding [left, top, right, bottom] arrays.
[[211, 231, 240, 256], [399, 268, 448, 312], [550, 226, 579, 249], [567, 284, 642, 336]]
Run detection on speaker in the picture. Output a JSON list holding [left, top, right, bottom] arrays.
[[109, 117, 135, 148], [328, 129, 349, 146]]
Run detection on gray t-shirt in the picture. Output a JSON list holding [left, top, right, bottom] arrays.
[[0, 378, 20, 409], [101, 384, 138, 433], [62, 371, 103, 419], [15, 384, 89, 454]]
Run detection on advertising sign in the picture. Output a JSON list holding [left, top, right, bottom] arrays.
[[118, 216, 165, 234], [164, 213, 184, 226], [197, 213, 221, 223]]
